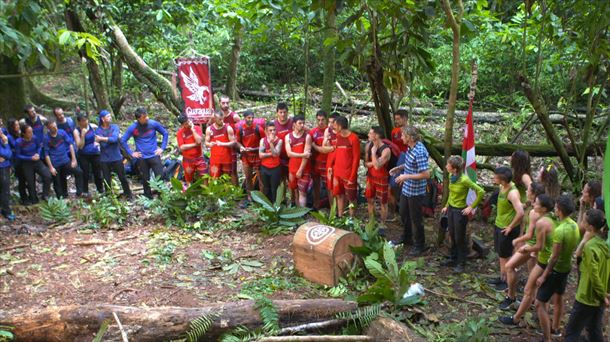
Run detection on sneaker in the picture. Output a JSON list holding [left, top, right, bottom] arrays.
[[498, 315, 519, 326], [440, 259, 456, 267], [487, 277, 504, 285], [494, 282, 509, 292], [499, 296, 516, 310], [453, 264, 465, 273], [535, 328, 561, 338]]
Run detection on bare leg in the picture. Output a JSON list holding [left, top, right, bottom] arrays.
[[514, 265, 543, 321], [380, 202, 388, 222], [506, 252, 530, 298], [298, 189, 307, 207], [367, 199, 375, 220], [499, 257, 509, 282], [536, 299, 552, 342], [552, 294, 563, 332], [337, 194, 346, 217], [243, 164, 253, 200]]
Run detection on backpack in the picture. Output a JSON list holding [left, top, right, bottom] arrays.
[[381, 138, 401, 169]]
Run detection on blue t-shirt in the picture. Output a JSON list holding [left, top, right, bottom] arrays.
[[43, 131, 72, 167], [0, 140, 12, 168], [56, 118, 75, 143], [121, 120, 168, 160], [15, 138, 41, 161], [26, 115, 45, 145], [95, 124, 123, 162], [76, 124, 100, 155]]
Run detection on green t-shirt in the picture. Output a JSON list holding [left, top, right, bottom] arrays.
[[495, 183, 518, 229], [537, 214, 556, 265], [552, 217, 581, 273], [447, 174, 485, 209], [576, 236, 610, 307], [516, 183, 527, 204]]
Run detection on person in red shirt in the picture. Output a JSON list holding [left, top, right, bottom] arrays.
[[309, 110, 331, 209], [365, 126, 391, 223], [237, 110, 265, 199], [205, 111, 235, 179], [273, 102, 293, 182], [259, 122, 283, 203], [176, 114, 206, 185], [285, 115, 312, 208], [220, 95, 240, 185], [389, 109, 409, 219], [327, 116, 360, 217], [323, 113, 340, 206]]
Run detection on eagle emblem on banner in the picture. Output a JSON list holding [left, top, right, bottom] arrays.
[[180, 67, 209, 105]]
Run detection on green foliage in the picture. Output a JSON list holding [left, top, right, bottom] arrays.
[[138, 176, 243, 228], [202, 249, 264, 276], [92, 320, 110, 342], [411, 317, 492, 342], [220, 295, 280, 341], [145, 231, 190, 266], [336, 304, 382, 331], [84, 185, 129, 229], [350, 216, 386, 258], [251, 183, 310, 235], [183, 312, 220, 342], [239, 276, 305, 298], [310, 201, 358, 230], [39, 197, 72, 224], [0, 325, 14, 342], [357, 243, 419, 307], [57, 29, 103, 61]]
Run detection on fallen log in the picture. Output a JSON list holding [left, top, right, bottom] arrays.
[[0, 299, 356, 342], [366, 317, 424, 342]]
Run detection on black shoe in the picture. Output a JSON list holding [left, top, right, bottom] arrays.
[[20, 199, 32, 206], [453, 264, 465, 273], [498, 315, 519, 326], [487, 277, 504, 285], [494, 282, 509, 292], [440, 259, 456, 267], [499, 296, 516, 310]]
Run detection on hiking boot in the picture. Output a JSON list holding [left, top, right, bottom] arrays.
[[499, 296, 516, 310], [494, 282, 509, 292], [498, 315, 519, 326], [440, 259, 456, 267], [453, 264, 465, 273], [487, 277, 504, 285]]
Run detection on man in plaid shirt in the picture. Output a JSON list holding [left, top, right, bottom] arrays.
[[390, 126, 430, 256]]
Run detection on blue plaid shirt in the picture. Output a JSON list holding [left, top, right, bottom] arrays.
[[401, 141, 429, 197]]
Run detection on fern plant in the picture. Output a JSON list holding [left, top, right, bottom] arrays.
[[357, 242, 420, 307], [250, 183, 310, 235], [220, 295, 280, 341], [336, 304, 383, 331], [39, 197, 72, 223]]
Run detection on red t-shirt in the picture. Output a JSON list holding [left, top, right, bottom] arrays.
[[391, 127, 408, 153], [366, 142, 389, 178], [238, 124, 264, 149], [287, 131, 310, 173], [261, 137, 281, 169], [274, 118, 293, 163], [209, 124, 232, 164], [223, 111, 239, 129], [177, 126, 203, 159], [329, 132, 360, 182], [309, 126, 328, 163]]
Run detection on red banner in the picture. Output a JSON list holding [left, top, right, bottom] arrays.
[[176, 57, 214, 124]]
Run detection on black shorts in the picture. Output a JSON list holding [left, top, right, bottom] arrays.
[[537, 262, 547, 270], [536, 270, 570, 303], [494, 226, 520, 258]]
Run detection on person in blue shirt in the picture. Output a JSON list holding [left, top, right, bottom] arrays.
[[53, 107, 75, 143], [95, 110, 132, 198], [121, 107, 168, 198], [21, 104, 47, 145], [43, 120, 83, 198], [74, 114, 104, 196], [5, 118, 27, 202], [0, 126, 15, 221], [15, 125, 51, 204]]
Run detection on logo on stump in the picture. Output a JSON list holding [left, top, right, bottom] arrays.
[[306, 225, 335, 245]]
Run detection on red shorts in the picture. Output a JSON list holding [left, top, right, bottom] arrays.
[[241, 151, 261, 169], [365, 176, 389, 204], [288, 171, 311, 193], [312, 160, 327, 177], [182, 157, 208, 183], [332, 176, 357, 201], [210, 162, 233, 178]]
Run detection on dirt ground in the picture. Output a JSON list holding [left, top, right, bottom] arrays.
[[2, 200, 604, 341]]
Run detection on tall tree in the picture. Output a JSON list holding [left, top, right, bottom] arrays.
[[440, 0, 463, 203], [318, 0, 338, 113]]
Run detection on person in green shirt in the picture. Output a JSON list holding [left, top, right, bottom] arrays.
[[564, 208, 609, 341], [510, 150, 533, 204], [489, 167, 524, 292], [499, 193, 556, 325], [440, 156, 484, 273], [500, 189, 554, 310], [535, 194, 581, 342]]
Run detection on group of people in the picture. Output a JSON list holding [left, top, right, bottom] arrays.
[[0, 99, 607, 341]]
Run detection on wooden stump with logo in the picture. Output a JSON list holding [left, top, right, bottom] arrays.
[[293, 222, 363, 286]]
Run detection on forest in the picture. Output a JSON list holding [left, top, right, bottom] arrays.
[[0, 0, 608, 341]]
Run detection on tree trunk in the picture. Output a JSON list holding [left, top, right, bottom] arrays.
[[440, 0, 463, 204], [519, 74, 576, 182], [0, 300, 356, 342], [26, 79, 78, 111], [366, 13, 393, 138], [225, 23, 243, 101], [321, 3, 337, 114], [0, 56, 26, 122], [366, 317, 425, 342], [110, 50, 126, 117], [65, 7, 111, 112]]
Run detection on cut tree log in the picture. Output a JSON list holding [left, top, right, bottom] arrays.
[[0, 299, 356, 342], [366, 317, 425, 342]]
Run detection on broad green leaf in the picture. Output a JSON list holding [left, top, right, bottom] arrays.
[[170, 177, 183, 192], [274, 183, 286, 208], [250, 191, 275, 212], [278, 206, 310, 219], [383, 243, 398, 279], [58, 30, 72, 45], [364, 257, 391, 283]]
